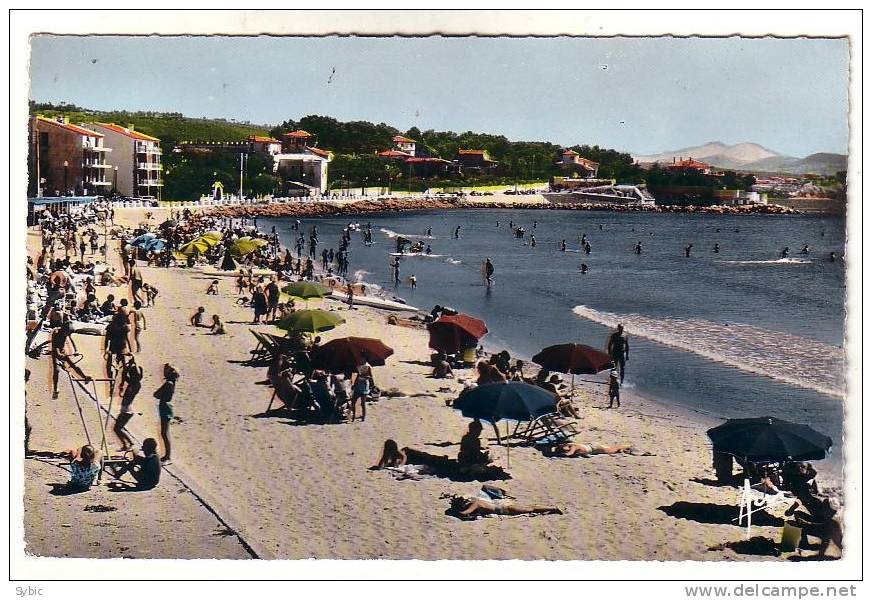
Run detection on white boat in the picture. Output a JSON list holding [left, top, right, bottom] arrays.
[[328, 291, 418, 312]]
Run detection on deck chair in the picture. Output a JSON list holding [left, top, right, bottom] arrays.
[[736, 478, 795, 539], [519, 412, 581, 445], [248, 329, 279, 365]]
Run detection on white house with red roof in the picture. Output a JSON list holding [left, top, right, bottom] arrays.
[[29, 116, 113, 197], [247, 135, 282, 156], [274, 130, 333, 195], [86, 122, 163, 199], [391, 135, 417, 156], [559, 150, 600, 178]]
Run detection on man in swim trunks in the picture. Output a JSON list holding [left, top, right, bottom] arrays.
[[607, 323, 629, 383]]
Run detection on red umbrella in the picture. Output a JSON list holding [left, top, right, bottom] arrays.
[[311, 337, 394, 373], [427, 314, 489, 354], [532, 343, 614, 375]]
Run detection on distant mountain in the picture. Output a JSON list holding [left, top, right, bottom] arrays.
[[633, 141, 846, 176]]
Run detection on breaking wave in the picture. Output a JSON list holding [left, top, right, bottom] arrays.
[[719, 258, 813, 265], [379, 228, 433, 239], [572, 305, 845, 398]]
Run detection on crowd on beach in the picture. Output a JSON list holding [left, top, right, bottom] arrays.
[[23, 200, 844, 559]]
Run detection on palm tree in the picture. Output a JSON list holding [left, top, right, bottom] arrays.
[[384, 163, 400, 194]]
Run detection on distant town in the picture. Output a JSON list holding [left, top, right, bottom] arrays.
[[27, 103, 847, 215]]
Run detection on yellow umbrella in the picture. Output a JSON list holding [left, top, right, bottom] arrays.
[[179, 239, 211, 255], [201, 230, 223, 242]]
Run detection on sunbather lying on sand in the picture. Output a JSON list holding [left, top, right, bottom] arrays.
[[448, 495, 562, 519], [545, 442, 649, 457]]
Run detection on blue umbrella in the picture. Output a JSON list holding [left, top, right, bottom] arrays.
[[454, 382, 557, 424], [142, 238, 166, 252], [130, 233, 157, 247]]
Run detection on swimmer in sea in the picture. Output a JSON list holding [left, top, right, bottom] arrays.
[[684, 244, 693, 257], [533, 221, 537, 229], [580, 263, 588, 274], [829, 252, 836, 262], [454, 226, 460, 239], [713, 243, 720, 253], [581, 234, 587, 246], [561, 240, 567, 252], [634, 241, 642, 255], [584, 242, 591, 254], [484, 258, 494, 287], [530, 235, 537, 248], [801, 244, 810, 254], [425, 245, 432, 255], [782, 247, 790, 259], [426, 227, 432, 237], [496, 221, 500, 228]]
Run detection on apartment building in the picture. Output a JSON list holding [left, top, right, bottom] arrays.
[[86, 123, 163, 199], [29, 116, 113, 197]]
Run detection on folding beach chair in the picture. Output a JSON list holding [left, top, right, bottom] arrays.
[[519, 412, 581, 445], [736, 478, 795, 539], [248, 329, 279, 365]]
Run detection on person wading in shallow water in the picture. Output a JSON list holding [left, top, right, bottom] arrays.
[[607, 324, 630, 384]]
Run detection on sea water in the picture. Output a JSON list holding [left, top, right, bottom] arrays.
[[266, 209, 848, 476]]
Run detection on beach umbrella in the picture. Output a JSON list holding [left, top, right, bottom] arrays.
[[454, 381, 558, 463], [532, 343, 614, 392], [201, 230, 223, 242], [141, 238, 166, 252], [179, 239, 211, 255], [281, 281, 331, 300], [706, 417, 832, 463], [130, 233, 157, 246], [311, 337, 394, 372], [196, 235, 221, 248], [229, 236, 268, 257], [533, 343, 613, 375], [275, 309, 345, 334], [454, 382, 557, 424], [427, 314, 488, 354]]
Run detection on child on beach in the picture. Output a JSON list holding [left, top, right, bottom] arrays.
[[190, 306, 206, 327], [65, 444, 102, 491], [143, 283, 158, 307], [154, 364, 178, 463], [210, 314, 226, 335], [608, 369, 621, 408], [206, 279, 219, 295]]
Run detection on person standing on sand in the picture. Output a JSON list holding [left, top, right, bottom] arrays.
[[607, 324, 630, 383], [266, 276, 281, 323], [114, 358, 143, 450], [607, 369, 621, 408], [129, 259, 144, 303], [154, 364, 178, 463]]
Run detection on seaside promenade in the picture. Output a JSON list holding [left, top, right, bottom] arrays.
[[22, 205, 829, 561]]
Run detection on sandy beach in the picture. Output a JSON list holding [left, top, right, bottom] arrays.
[[22, 205, 838, 562]]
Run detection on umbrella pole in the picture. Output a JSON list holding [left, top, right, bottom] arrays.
[[506, 421, 510, 469]]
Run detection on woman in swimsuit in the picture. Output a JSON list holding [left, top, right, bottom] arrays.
[[450, 495, 562, 519]]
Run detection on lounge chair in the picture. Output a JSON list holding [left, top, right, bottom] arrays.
[[518, 412, 580, 445], [248, 330, 279, 365], [736, 478, 795, 539]]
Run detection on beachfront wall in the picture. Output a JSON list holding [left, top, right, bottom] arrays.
[[28, 116, 113, 197]]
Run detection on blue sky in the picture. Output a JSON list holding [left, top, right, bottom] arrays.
[[29, 35, 849, 157]]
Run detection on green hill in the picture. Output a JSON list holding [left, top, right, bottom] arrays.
[[29, 101, 270, 145]]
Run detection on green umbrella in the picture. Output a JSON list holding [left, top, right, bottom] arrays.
[[276, 309, 345, 334], [201, 230, 223, 242], [179, 239, 211, 255], [197, 235, 221, 248], [229, 236, 268, 257], [281, 281, 332, 300]]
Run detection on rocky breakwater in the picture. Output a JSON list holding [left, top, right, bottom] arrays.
[[206, 197, 461, 220], [205, 196, 800, 219]]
